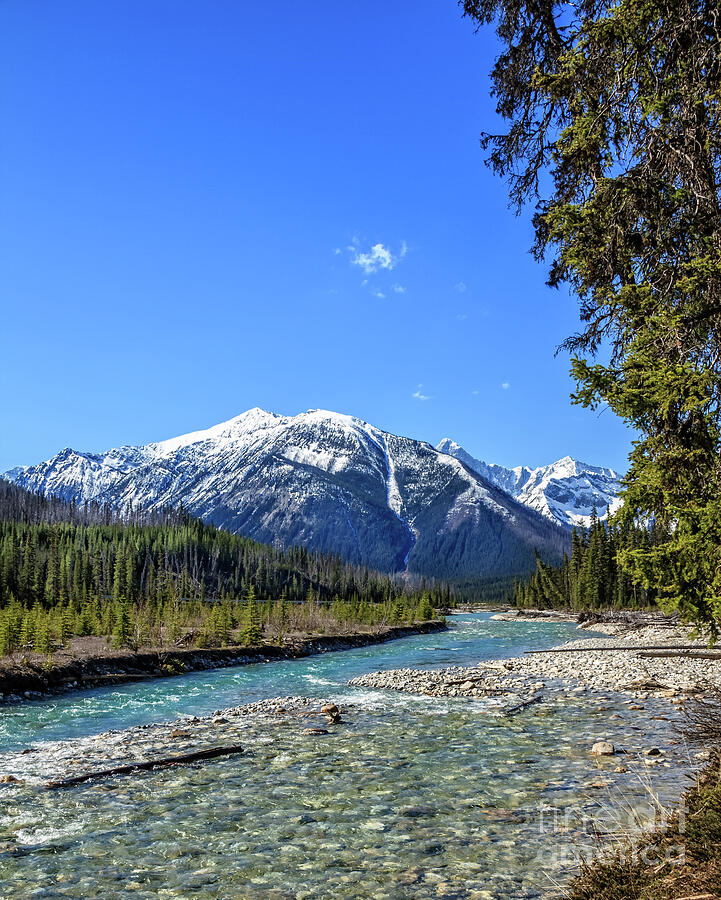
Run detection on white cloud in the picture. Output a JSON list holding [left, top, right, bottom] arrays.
[[333, 247, 342, 255], [374, 290, 386, 299], [456, 313, 468, 320], [392, 284, 406, 294], [471, 390, 479, 395], [412, 384, 431, 401], [351, 241, 406, 274], [455, 281, 467, 293], [501, 382, 510, 390]]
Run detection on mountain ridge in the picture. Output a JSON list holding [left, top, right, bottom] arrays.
[[4, 408, 571, 582], [435, 438, 622, 528]]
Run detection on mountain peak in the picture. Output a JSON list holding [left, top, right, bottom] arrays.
[[149, 408, 278, 455], [437, 442, 621, 528], [301, 408, 360, 425]]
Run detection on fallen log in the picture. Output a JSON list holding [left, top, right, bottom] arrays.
[[525, 644, 704, 655], [504, 694, 543, 716], [637, 650, 721, 660], [45, 743, 244, 789]]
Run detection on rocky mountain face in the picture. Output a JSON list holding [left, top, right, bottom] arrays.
[[4, 409, 569, 581], [435, 439, 622, 528]]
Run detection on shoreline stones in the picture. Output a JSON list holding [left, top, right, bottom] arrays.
[[0, 697, 347, 787], [321, 703, 342, 724], [349, 622, 721, 703]]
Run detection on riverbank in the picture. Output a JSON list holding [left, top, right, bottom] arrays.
[[0, 612, 705, 899], [567, 751, 721, 900], [349, 617, 721, 896], [351, 621, 720, 703], [0, 620, 447, 703]]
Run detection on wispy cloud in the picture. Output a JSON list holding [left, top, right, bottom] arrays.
[[332, 247, 342, 255], [455, 281, 467, 293], [412, 383, 432, 401], [351, 241, 407, 275], [373, 290, 386, 299], [456, 313, 468, 320], [392, 284, 406, 294], [501, 382, 510, 390]]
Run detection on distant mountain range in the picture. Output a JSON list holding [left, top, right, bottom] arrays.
[[3, 408, 621, 581], [435, 440, 621, 528]]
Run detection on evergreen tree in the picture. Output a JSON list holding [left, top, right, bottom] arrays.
[[463, 0, 721, 627], [113, 598, 133, 649], [241, 585, 263, 646]]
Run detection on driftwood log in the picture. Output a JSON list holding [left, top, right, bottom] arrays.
[[525, 645, 705, 655], [45, 744, 244, 789], [636, 650, 721, 660], [504, 694, 543, 716]]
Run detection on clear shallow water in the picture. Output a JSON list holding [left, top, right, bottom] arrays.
[[0, 615, 583, 751], [0, 615, 691, 899]]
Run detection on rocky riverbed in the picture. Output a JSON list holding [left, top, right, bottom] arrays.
[[1, 614, 714, 900], [0, 696, 346, 787], [350, 622, 721, 703]]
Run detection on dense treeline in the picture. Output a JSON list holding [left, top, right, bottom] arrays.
[[0, 481, 446, 655], [0, 477, 185, 528], [450, 575, 520, 605], [510, 512, 663, 611]]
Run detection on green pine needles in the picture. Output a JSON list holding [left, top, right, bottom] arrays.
[[511, 511, 663, 612], [464, 0, 721, 628]]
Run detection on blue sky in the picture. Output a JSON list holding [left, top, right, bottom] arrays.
[[0, 0, 632, 473]]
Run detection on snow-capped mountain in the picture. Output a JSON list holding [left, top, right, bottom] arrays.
[[436, 439, 621, 528], [4, 408, 569, 581]]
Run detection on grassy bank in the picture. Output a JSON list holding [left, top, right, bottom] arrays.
[[0, 619, 448, 701]]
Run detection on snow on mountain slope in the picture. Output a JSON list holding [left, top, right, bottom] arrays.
[[436, 439, 622, 528], [4, 409, 569, 580]]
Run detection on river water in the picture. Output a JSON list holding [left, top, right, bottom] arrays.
[[0, 615, 691, 899]]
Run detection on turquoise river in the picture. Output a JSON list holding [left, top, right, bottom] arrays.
[[0, 614, 693, 899]]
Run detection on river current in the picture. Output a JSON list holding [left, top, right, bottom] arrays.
[[0, 615, 691, 899]]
